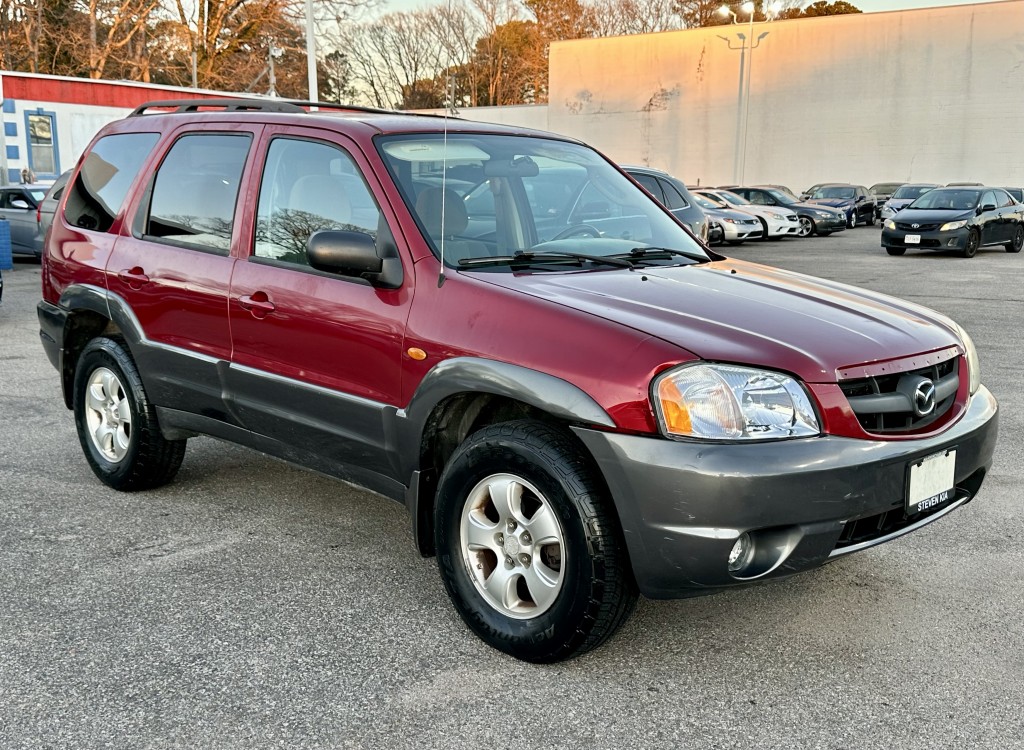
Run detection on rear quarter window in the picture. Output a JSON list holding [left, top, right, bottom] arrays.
[[64, 132, 160, 232]]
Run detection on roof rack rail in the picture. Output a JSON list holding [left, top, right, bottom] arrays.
[[129, 98, 456, 120], [130, 99, 306, 116]]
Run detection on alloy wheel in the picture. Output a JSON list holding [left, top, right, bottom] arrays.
[[460, 473, 565, 619]]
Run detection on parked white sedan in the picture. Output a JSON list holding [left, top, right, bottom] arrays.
[[695, 189, 800, 239]]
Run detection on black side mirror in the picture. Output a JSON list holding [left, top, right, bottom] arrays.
[[307, 228, 403, 288], [980, 204, 996, 213]]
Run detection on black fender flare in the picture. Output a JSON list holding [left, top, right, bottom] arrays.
[[395, 357, 616, 555]]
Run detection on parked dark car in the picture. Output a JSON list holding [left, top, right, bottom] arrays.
[[753, 184, 799, 200], [622, 165, 709, 242], [879, 183, 941, 222], [38, 170, 73, 238], [728, 186, 847, 237], [0, 184, 47, 257], [881, 187, 1024, 257], [1000, 187, 1023, 202], [39, 99, 998, 663], [804, 183, 876, 227], [869, 182, 904, 219]]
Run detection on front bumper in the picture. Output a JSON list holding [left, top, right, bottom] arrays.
[[882, 226, 968, 251], [720, 220, 763, 241], [808, 213, 847, 233], [765, 216, 799, 237], [573, 386, 997, 599]]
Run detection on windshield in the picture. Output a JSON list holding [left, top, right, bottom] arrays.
[[870, 183, 902, 194], [908, 189, 980, 210], [892, 185, 937, 200], [765, 189, 795, 204], [704, 190, 750, 206], [378, 133, 708, 269], [693, 195, 720, 210], [810, 186, 855, 200]]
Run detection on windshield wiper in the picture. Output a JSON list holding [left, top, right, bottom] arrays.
[[458, 250, 634, 269], [616, 247, 709, 264]]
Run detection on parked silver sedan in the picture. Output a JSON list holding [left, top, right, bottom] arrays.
[[0, 184, 47, 258]]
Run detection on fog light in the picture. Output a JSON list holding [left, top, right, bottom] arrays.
[[728, 533, 755, 573]]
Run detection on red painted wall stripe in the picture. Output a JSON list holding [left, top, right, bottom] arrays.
[[3, 75, 241, 109]]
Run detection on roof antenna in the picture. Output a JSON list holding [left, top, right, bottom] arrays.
[[438, 0, 458, 289], [437, 99, 448, 288]]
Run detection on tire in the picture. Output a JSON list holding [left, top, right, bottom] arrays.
[[797, 216, 815, 237], [1005, 225, 1023, 253], [962, 229, 980, 258], [847, 211, 856, 228], [757, 217, 769, 241], [435, 420, 637, 663], [885, 247, 906, 256], [73, 336, 186, 491], [867, 211, 876, 226]]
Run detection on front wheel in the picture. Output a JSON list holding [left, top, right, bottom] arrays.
[[847, 212, 857, 228], [962, 229, 980, 258], [797, 216, 815, 237], [73, 336, 186, 491], [1005, 225, 1023, 253], [435, 420, 637, 663], [867, 211, 876, 226]]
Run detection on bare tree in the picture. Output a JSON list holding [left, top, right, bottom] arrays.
[[86, 0, 161, 79], [588, 0, 683, 36]]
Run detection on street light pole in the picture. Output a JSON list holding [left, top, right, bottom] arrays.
[[305, 0, 318, 103], [719, 2, 775, 186]]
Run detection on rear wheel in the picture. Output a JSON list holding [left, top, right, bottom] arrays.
[[962, 229, 980, 258], [885, 246, 906, 256], [867, 211, 876, 226], [435, 420, 636, 663], [1005, 225, 1023, 253], [73, 336, 186, 490]]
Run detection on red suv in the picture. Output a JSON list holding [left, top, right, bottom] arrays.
[[38, 100, 998, 662]]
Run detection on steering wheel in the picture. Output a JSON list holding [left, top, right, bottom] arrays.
[[550, 224, 601, 240]]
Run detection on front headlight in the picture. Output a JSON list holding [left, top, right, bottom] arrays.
[[765, 211, 785, 220], [722, 217, 738, 224], [940, 220, 968, 231], [954, 324, 981, 394], [653, 363, 821, 441], [884, 219, 896, 230], [814, 210, 834, 219]]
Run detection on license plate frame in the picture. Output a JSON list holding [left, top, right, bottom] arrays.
[[905, 234, 921, 244], [906, 448, 956, 514]]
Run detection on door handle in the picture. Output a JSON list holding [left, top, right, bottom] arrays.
[[117, 267, 150, 288], [239, 292, 276, 318]]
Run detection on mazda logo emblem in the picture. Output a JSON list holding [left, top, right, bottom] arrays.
[[913, 380, 936, 417], [911, 223, 920, 229]]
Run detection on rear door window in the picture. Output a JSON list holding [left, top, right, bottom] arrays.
[[142, 133, 251, 254], [64, 132, 159, 232]]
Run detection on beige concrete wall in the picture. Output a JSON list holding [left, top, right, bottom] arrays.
[[539, 0, 1024, 190]]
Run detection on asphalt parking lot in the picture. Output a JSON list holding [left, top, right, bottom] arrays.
[[1, 226, 1021, 749]]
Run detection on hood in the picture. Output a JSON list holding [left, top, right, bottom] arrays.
[[806, 197, 854, 209], [787, 200, 842, 215], [474, 259, 959, 383], [708, 208, 759, 222], [885, 198, 915, 211], [892, 208, 973, 223]]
